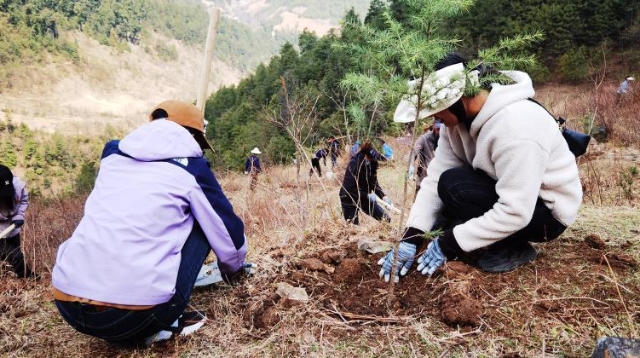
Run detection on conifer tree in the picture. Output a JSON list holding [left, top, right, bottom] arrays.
[[342, 0, 542, 300]]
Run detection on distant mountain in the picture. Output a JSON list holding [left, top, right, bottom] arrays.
[[209, 0, 370, 36]]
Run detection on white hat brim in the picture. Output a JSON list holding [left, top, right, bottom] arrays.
[[394, 63, 475, 123]]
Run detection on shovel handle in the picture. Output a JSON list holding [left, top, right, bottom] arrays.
[[0, 224, 16, 239]]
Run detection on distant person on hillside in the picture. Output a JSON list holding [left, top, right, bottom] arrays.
[[351, 139, 362, 157], [328, 136, 341, 167], [0, 165, 36, 279], [376, 138, 394, 160], [410, 120, 441, 196], [616, 76, 635, 104], [310, 148, 327, 177], [244, 147, 262, 191], [339, 140, 391, 225], [378, 53, 582, 283], [52, 100, 250, 346]]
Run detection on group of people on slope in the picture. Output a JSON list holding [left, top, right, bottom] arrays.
[[3, 51, 584, 347]]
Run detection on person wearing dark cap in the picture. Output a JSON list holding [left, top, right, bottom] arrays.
[[52, 100, 252, 346], [0, 164, 35, 279], [339, 140, 392, 225]]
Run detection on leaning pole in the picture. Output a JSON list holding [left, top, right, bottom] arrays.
[[196, 7, 222, 114]]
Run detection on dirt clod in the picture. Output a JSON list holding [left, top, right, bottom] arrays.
[[585, 234, 606, 249]]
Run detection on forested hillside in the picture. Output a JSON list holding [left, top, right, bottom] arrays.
[[0, 0, 285, 82], [204, 0, 640, 171]]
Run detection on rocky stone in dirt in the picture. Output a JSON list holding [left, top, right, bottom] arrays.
[[275, 282, 308, 302], [590, 336, 640, 358], [357, 238, 392, 254], [320, 249, 346, 265], [298, 258, 335, 274], [585, 234, 606, 249]]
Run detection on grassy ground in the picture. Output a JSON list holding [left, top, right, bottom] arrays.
[[3, 137, 640, 357]]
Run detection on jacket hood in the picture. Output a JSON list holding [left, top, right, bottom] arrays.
[[470, 71, 535, 138], [119, 119, 203, 161]]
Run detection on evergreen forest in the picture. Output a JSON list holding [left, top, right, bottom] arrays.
[[203, 0, 640, 171], [2, 0, 640, 177]]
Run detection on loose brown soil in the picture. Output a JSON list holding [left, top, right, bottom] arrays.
[[239, 233, 639, 344]]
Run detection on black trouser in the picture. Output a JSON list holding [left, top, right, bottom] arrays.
[[310, 158, 322, 176], [0, 234, 33, 278], [437, 167, 566, 246], [339, 191, 390, 225]]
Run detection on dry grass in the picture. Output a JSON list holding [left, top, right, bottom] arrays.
[[2, 83, 640, 357]]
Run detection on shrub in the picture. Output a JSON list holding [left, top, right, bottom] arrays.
[[558, 47, 588, 83]]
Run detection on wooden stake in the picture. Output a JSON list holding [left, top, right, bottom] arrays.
[[195, 7, 222, 114]]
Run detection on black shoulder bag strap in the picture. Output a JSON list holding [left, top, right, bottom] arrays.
[[527, 98, 591, 158]]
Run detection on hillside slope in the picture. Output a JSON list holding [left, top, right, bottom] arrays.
[[0, 30, 242, 134]]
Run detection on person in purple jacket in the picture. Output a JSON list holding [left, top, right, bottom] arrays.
[[52, 100, 250, 346], [0, 165, 36, 279]]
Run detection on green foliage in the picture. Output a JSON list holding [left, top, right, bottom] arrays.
[[154, 42, 178, 61], [452, 0, 640, 69], [0, 141, 17, 168], [74, 161, 97, 194], [558, 47, 589, 83], [619, 165, 637, 200]]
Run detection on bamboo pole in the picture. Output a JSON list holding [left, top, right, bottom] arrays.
[[195, 7, 222, 114]]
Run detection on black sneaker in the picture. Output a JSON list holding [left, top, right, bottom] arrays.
[[477, 240, 537, 273], [145, 310, 207, 345]]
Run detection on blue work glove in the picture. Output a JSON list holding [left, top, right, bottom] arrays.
[[377, 241, 416, 283], [408, 164, 415, 178], [416, 238, 446, 276], [367, 193, 378, 202], [383, 196, 393, 206], [11, 219, 24, 228]]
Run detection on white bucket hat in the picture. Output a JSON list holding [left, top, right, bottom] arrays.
[[251, 147, 261, 154], [394, 63, 479, 123]]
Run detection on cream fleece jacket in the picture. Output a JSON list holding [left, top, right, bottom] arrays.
[[407, 71, 582, 252]]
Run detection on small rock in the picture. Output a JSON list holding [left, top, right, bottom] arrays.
[[275, 282, 308, 302], [590, 336, 640, 358], [357, 238, 392, 254]]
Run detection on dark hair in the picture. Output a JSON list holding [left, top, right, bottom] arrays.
[[434, 52, 467, 71], [150, 108, 168, 120], [435, 53, 468, 124], [359, 140, 374, 154]]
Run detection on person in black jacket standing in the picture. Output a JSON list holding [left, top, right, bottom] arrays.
[[339, 140, 392, 225]]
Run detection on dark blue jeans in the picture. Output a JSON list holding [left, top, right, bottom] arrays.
[[340, 192, 391, 225], [0, 234, 33, 277], [55, 221, 211, 345], [437, 167, 566, 245]]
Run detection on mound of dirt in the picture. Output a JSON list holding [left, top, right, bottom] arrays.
[[238, 237, 639, 334]]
